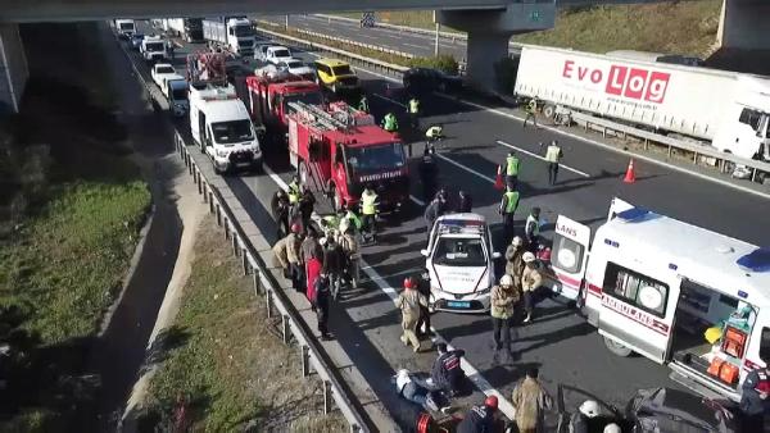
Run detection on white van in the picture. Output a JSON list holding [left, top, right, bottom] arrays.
[[115, 19, 135, 39], [549, 198, 770, 402]]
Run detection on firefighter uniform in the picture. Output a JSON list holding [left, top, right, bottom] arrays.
[[511, 374, 553, 433], [382, 113, 398, 132], [544, 142, 563, 185], [523, 98, 538, 128], [499, 188, 520, 245], [360, 188, 379, 242], [505, 153, 521, 189], [395, 282, 428, 352]]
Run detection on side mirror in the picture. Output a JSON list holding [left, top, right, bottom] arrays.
[[420, 249, 429, 257], [492, 252, 502, 259]]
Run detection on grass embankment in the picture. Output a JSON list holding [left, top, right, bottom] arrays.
[[0, 22, 151, 431], [337, 1, 722, 56], [138, 216, 346, 432]]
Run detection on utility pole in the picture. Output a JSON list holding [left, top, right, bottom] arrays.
[[433, 11, 440, 57]]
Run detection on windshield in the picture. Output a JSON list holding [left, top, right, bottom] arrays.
[[155, 65, 175, 74], [283, 92, 323, 114], [433, 238, 487, 267], [272, 49, 291, 58], [119, 23, 134, 31], [238, 39, 254, 47], [211, 120, 253, 144], [145, 42, 164, 52], [171, 86, 188, 102], [332, 65, 353, 76], [345, 143, 405, 173], [287, 61, 304, 69], [233, 25, 254, 37]]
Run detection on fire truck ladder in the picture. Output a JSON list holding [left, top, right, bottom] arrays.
[[288, 101, 352, 131]]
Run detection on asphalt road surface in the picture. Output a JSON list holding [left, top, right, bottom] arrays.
[[125, 19, 770, 426]]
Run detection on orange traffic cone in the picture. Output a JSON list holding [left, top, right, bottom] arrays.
[[623, 159, 636, 184], [494, 165, 504, 190]]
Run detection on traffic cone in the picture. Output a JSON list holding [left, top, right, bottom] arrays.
[[494, 165, 504, 190], [623, 159, 636, 184]]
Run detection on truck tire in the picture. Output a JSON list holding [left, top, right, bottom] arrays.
[[542, 103, 556, 119], [603, 336, 633, 357]]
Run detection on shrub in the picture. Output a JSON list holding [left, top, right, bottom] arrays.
[[406, 54, 459, 75]]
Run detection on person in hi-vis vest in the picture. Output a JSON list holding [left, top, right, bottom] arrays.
[[523, 97, 539, 128], [504, 151, 521, 190], [498, 185, 521, 245], [544, 140, 563, 185]]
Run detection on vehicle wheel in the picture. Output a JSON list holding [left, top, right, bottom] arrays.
[[603, 336, 633, 357], [542, 103, 557, 119]]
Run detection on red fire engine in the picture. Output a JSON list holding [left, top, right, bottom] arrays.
[[287, 101, 410, 212], [245, 71, 323, 143]]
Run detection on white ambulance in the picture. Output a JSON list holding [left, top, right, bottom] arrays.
[[549, 198, 770, 402]]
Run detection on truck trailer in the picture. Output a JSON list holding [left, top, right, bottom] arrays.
[[287, 101, 409, 212], [203, 17, 256, 57], [514, 46, 770, 161], [164, 18, 204, 43]]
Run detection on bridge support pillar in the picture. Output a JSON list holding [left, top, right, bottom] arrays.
[[0, 23, 28, 114], [438, 3, 554, 93], [717, 0, 770, 50]]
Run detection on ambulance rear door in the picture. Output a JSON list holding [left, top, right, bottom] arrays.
[[550, 215, 591, 301]]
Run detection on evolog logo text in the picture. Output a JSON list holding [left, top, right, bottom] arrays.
[[562, 60, 671, 103]]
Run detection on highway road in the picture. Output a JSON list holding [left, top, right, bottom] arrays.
[[125, 19, 770, 428]]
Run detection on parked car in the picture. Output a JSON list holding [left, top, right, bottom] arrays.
[[421, 214, 500, 314], [402, 67, 463, 96], [277, 59, 315, 81]]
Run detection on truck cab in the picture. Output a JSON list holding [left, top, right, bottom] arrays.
[[713, 78, 770, 161], [549, 198, 770, 403], [226, 18, 255, 57], [115, 19, 135, 39], [140, 35, 168, 63]]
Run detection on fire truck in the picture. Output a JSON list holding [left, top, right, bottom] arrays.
[[245, 70, 323, 145], [287, 101, 409, 212]]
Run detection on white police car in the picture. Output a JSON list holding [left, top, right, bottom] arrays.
[[421, 214, 501, 313]]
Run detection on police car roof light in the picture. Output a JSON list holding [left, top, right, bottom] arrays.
[[736, 247, 770, 273], [616, 207, 652, 223]]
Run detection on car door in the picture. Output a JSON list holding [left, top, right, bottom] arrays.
[[550, 215, 591, 301]]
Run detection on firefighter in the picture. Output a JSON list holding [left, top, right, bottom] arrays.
[[270, 189, 290, 238], [523, 97, 539, 129], [288, 175, 301, 205], [568, 400, 602, 433], [505, 236, 526, 288], [431, 343, 466, 396], [425, 124, 444, 144], [521, 252, 543, 324], [382, 112, 399, 132], [360, 184, 379, 243], [511, 368, 553, 433], [395, 277, 428, 353], [503, 151, 521, 190], [498, 186, 520, 246], [358, 94, 369, 113], [457, 190, 473, 213], [299, 186, 316, 231], [419, 146, 439, 202], [408, 96, 420, 129], [313, 271, 332, 340], [525, 207, 542, 253], [338, 219, 360, 288], [544, 140, 563, 185], [456, 396, 498, 433], [490, 274, 520, 364], [740, 365, 770, 432]]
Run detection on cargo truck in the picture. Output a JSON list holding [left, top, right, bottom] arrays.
[[114, 19, 135, 39], [514, 46, 770, 162], [202, 17, 256, 57], [287, 101, 409, 212], [163, 18, 204, 43], [187, 52, 262, 174]]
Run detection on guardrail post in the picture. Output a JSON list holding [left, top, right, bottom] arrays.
[[188, 156, 193, 175], [197, 172, 203, 195], [281, 315, 291, 344], [216, 204, 222, 227], [751, 168, 758, 183], [266, 289, 274, 318], [208, 192, 214, 213], [232, 235, 239, 256], [323, 381, 333, 414], [693, 152, 698, 164], [300, 345, 310, 377], [644, 138, 649, 151], [668, 145, 673, 159], [242, 251, 249, 275], [252, 270, 261, 296], [202, 185, 208, 204]]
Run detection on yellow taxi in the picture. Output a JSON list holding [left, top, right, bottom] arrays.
[[313, 58, 360, 93]]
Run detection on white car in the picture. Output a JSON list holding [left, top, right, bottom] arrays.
[[264, 46, 293, 65], [150, 63, 178, 88], [421, 214, 500, 313], [277, 59, 316, 81]]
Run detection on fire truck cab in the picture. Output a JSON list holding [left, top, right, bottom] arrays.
[[287, 101, 409, 211], [549, 198, 770, 402], [245, 71, 323, 145]]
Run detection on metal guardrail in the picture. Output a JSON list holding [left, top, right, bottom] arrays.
[[173, 134, 372, 433], [571, 112, 770, 182]]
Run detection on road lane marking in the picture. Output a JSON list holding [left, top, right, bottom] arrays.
[[497, 140, 591, 178], [263, 164, 516, 421], [435, 93, 770, 201], [404, 42, 426, 49], [372, 93, 406, 108], [410, 195, 425, 206]]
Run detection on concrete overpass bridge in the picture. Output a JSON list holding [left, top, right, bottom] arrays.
[[0, 0, 768, 113]]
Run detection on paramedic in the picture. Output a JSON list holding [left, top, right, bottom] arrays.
[[740, 365, 770, 432], [431, 343, 466, 396], [457, 396, 499, 433]]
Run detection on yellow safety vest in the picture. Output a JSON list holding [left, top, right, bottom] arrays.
[[361, 191, 378, 215], [506, 155, 520, 176], [288, 181, 300, 204], [545, 145, 561, 163], [409, 99, 419, 114], [346, 210, 363, 229], [504, 191, 520, 214]]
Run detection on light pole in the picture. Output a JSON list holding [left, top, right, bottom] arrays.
[[285, 14, 289, 30], [433, 11, 440, 57]]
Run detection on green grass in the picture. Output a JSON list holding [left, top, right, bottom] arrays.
[[141, 217, 346, 432], [336, 1, 722, 56]]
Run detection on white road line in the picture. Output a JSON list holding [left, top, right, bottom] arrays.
[[410, 195, 425, 206], [403, 43, 426, 50], [435, 153, 496, 184], [362, 267, 422, 282], [436, 93, 770, 201], [497, 140, 591, 178], [373, 93, 406, 108], [263, 165, 516, 421]]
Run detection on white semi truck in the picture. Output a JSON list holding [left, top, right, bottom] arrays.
[[114, 19, 136, 39], [514, 46, 770, 162], [187, 52, 262, 174], [202, 17, 256, 57], [160, 18, 204, 43]]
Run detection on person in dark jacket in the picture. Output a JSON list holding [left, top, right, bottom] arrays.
[[313, 271, 332, 340], [419, 146, 440, 202], [457, 190, 473, 213], [416, 274, 432, 338], [322, 234, 344, 299], [271, 189, 290, 238], [299, 186, 316, 230], [740, 366, 770, 432], [457, 396, 498, 433], [424, 195, 447, 234], [431, 343, 466, 396]]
